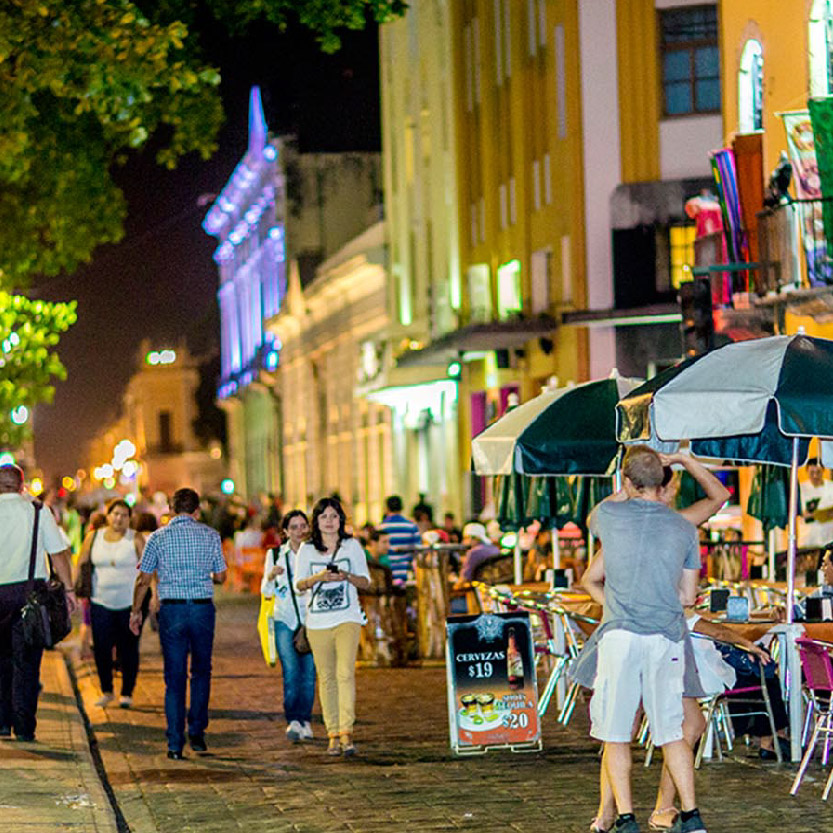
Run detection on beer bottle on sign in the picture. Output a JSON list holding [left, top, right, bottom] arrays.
[[506, 626, 524, 690]]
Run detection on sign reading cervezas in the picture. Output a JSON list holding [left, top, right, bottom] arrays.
[[446, 611, 541, 754]]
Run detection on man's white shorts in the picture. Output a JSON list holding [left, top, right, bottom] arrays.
[[590, 629, 684, 747]]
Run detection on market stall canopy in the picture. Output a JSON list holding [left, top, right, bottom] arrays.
[[614, 333, 833, 466], [472, 373, 642, 477]]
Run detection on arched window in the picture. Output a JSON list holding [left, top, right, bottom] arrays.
[[738, 39, 763, 132], [809, 0, 833, 97]]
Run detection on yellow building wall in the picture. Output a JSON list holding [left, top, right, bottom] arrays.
[[616, 0, 661, 183], [720, 1, 812, 180], [452, 1, 588, 326], [447, 1, 591, 501]]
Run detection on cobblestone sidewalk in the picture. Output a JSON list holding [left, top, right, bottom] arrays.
[[0, 647, 117, 833], [66, 595, 833, 832]]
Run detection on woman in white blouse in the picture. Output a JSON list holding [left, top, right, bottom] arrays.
[[295, 497, 370, 756], [260, 509, 315, 743], [77, 499, 144, 707]]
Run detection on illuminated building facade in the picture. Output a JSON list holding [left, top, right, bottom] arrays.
[[86, 339, 225, 497], [206, 87, 384, 504], [267, 223, 393, 523], [203, 87, 285, 499], [379, 1, 730, 516], [376, 1, 465, 518]]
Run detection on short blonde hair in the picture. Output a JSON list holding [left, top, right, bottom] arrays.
[[622, 445, 664, 490]]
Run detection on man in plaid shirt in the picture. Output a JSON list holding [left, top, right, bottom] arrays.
[[130, 488, 226, 759]]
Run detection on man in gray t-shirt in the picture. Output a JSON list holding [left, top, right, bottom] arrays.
[[583, 446, 707, 833]]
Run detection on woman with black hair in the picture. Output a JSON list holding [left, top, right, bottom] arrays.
[[76, 498, 145, 708], [295, 497, 370, 756], [261, 509, 315, 742]]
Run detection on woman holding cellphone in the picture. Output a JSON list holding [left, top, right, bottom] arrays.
[[295, 497, 370, 756]]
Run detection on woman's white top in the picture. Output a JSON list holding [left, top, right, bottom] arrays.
[[260, 542, 307, 629], [687, 613, 737, 696], [295, 537, 370, 630], [91, 529, 139, 610]]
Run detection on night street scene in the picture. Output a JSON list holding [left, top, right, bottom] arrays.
[[5, 2, 833, 832]]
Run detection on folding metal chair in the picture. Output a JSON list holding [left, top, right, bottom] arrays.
[[694, 640, 782, 768], [790, 638, 833, 799], [554, 606, 599, 726], [641, 633, 783, 768]]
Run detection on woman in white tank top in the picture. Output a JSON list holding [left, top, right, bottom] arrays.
[[77, 499, 145, 708]]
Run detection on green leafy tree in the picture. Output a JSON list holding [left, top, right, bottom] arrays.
[[0, 293, 77, 448], [0, 0, 223, 288], [0, 0, 401, 443], [205, 0, 407, 53]]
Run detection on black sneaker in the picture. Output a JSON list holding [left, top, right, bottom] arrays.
[[167, 750, 185, 760], [614, 817, 641, 833], [670, 810, 707, 833], [188, 734, 208, 753]]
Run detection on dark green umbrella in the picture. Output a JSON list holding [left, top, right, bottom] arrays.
[[571, 476, 614, 533], [747, 464, 793, 533], [524, 476, 576, 529], [495, 472, 531, 532], [472, 374, 642, 477]]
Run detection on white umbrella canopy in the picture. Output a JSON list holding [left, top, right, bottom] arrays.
[[472, 372, 642, 477], [617, 332, 833, 762], [616, 333, 833, 466]]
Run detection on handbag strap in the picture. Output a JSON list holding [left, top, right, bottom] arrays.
[[285, 546, 321, 622], [26, 500, 43, 592]]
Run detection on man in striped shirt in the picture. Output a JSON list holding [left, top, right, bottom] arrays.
[[377, 496, 421, 585]]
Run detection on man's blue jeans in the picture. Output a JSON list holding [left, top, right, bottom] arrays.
[[274, 621, 316, 724], [158, 602, 215, 752]]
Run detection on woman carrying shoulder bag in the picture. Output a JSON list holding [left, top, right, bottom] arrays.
[[260, 509, 316, 743], [295, 497, 370, 756], [76, 499, 145, 708]]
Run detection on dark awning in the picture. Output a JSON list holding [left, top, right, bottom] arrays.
[[396, 315, 558, 367]]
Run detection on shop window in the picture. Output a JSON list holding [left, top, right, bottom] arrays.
[[809, 0, 833, 96], [738, 40, 763, 133], [659, 5, 720, 116], [496, 259, 523, 318], [669, 225, 696, 290], [158, 411, 172, 453], [468, 263, 492, 322], [530, 248, 551, 314]]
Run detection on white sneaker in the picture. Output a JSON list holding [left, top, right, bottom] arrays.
[[95, 693, 115, 708], [119, 696, 133, 709], [286, 720, 302, 742], [300, 721, 314, 741]]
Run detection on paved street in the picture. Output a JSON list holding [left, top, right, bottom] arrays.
[[5, 594, 833, 831]]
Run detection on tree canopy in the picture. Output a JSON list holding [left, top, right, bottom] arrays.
[[0, 0, 223, 288], [0, 0, 403, 449], [0, 0, 405, 289], [0, 293, 77, 449]]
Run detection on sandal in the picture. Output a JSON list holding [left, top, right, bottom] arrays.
[[648, 808, 679, 830], [327, 737, 341, 756], [590, 818, 611, 833], [340, 734, 357, 757]]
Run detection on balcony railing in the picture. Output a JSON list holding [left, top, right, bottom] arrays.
[[692, 198, 833, 304], [757, 198, 833, 293]]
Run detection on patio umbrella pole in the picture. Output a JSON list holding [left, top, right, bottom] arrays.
[[767, 529, 776, 582], [514, 539, 523, 586], [785, 435, 803, 762], [787, 437, 799, 625]]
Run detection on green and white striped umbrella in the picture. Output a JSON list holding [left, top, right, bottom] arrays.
[[472, 373, 642, 477], [615, 333, 833, 465], [616, 331, 833, 762]]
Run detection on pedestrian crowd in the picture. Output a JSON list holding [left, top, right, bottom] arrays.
[[4, 453, 833, 833]]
